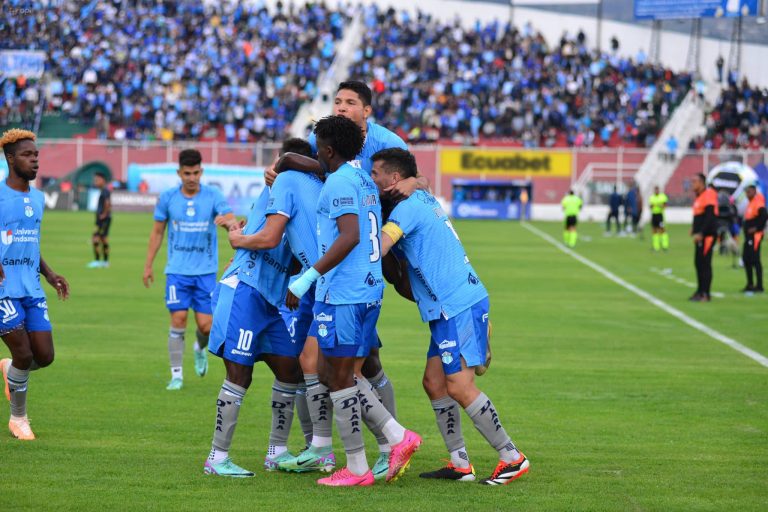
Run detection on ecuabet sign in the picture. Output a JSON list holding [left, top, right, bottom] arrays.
[[440, 149, 571, 178]]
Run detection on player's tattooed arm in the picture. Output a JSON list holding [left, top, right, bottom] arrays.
[[143, 220, 167, 287], [40, 256, 70, 300], [228, 214, 288, 250]]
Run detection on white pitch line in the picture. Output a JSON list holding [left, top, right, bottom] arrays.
[[522, 223, 768, 368], [649, 267, 725, 298]]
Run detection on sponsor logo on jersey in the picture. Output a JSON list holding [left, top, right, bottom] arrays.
[[315, 312, 333, 322], [332, 197, 355, 208], [364, 272, 379, 287], [482, 313, 489, 323], [362, 194, 378, 207], [1, 230, 13, 246], [1, 228, 39, 245], [468, 273, 479, 285], [438, 340, 457, 350]]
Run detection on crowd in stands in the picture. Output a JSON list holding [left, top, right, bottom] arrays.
[[3, 2, 766, 149], [0, 0, 346, 142], [351, 6, 692, 148], [692, 81, 768, 150]]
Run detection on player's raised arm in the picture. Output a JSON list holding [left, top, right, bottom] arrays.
[[143, 220, 166, 288]]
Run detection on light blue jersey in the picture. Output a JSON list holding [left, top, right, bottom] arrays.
[[224, 188, 293, 308], [316, 161, 384, 305], [266, 170, 323, 270], [388, 190, 488, 322], [309, 120, 407, 174], [0, 180, 45, 299], [154, 184, 232, 276]]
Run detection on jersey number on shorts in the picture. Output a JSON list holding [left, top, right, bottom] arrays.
[[368, 211, 380, 263], [0, 299, 17, 320], [236, 329, 253, 351]]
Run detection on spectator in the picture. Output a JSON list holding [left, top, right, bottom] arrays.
[[0, 1, 349, 142]]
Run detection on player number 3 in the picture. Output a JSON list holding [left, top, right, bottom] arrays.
[[368, 211, 380, 263]]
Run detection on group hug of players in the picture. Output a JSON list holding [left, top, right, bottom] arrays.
[[0, 81, 528, 488]]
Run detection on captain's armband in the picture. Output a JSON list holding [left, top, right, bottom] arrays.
[[381, 222, 404, 243]]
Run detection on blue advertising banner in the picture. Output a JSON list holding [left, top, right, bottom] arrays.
[[127, 163, 265, 216], [634, 0, 759, 20], [0, 50, 46, 79], [452, 200, 531, 220]]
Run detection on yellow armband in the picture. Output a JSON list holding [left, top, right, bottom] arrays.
[[381, 222, 404, 243]]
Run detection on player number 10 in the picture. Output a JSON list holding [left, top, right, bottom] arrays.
[[237, 328, 253, 351]]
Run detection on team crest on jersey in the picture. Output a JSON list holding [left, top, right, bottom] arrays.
[[441, 351, 453, 365], [24, 205, 34, 217], [317, 324, 328, 338], [186, 207, 195, 216], [1, 230, 13, 246]]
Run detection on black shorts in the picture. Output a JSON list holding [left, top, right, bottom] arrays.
[[565, 215, 577, 228], [651, 213, 664, 229], [94, 217, 111, 238]]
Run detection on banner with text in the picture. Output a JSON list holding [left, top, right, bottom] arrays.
[[440, 149, 571, 178], [634, 0, 760, 20], [127, 163, 265, 216], [0, 50, 46, 79]]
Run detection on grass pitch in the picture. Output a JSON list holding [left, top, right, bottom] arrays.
[[1, 212, 766, 511]]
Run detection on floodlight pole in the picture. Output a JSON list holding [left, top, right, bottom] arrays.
[[596, 0, 603, 52]]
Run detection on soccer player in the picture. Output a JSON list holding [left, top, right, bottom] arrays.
[[561, 190, 582, 247], [87, 171, 112, 268], [226, 138, 335, 472], [0, 129, 70, 440], [371, 148, 529, 486], [266, 81, 428, 472], [142, 149, 236, 389], [649, 186, 669, 252], [203, 182, 301, 478], [742, 183, 766, 293], [287, 116, 421, 487], [690, 174, 719, 302]]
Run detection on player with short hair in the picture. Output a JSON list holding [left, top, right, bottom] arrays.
[[371, 147, 529, 486], [287, 116, 421, 487], [203, 174, 302, 478], [742, 183, 766, 293], [226, 137, 334, 472], [649, 186, 669, 252], [142, 149, 236, 389], [87, 171, 112, 268], [561, 190, 582, 247], [0, 129, 70, 441], [690, 173, 719, 302]]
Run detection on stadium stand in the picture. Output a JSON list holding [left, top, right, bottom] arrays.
[[0, 1, 348, 141]]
